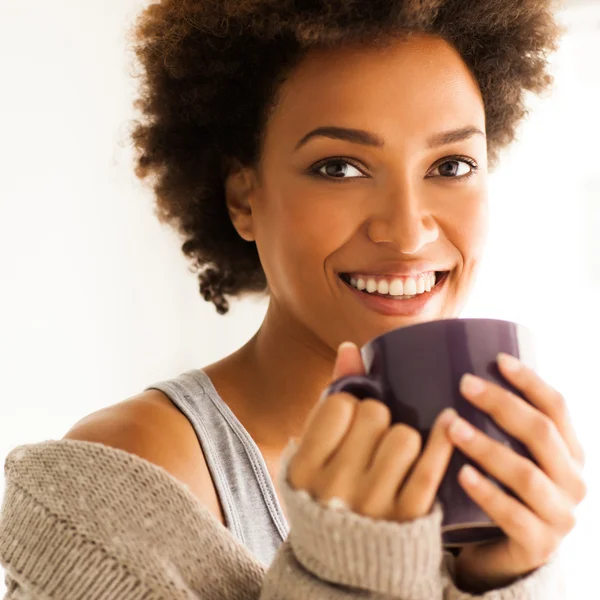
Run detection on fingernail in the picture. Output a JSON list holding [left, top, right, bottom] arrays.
[[460, 464, 479, 485], [438, 408, 458, 427], [460, 373, 485, 396], [498, 352, 521, 372], [338, 341, 355, 353], [449, 417, 475, 442]]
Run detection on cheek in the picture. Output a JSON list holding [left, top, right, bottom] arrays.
[[465, 197, 489, 260], [250, 181, 355, 304], [441, 186, 488, 262], [256, 181, 361, 276], [434, 189, 488, 317]]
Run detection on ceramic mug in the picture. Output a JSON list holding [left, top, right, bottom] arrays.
[[324, 318, 537, 547]]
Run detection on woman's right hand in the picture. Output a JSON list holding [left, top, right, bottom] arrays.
[[288, 341, 458, 524]]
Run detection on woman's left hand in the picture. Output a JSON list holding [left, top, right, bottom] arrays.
[[446, 353, 587, 593]]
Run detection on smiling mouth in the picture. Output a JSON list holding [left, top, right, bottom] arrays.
[[338, 271, 450, 299]]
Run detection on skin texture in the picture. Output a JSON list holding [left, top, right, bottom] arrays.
[[208, 34, 488, 452], [128, 0, 560, 313], [287, 346, 459, 524], [211, 37, 586, 592], [66, 31, 587, 594]]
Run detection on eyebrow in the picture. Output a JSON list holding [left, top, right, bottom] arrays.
[[426, 126, 485, 148], [294, 125, 485, 151]]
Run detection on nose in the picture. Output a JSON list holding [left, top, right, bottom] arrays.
[[366, 181, 439, 254]]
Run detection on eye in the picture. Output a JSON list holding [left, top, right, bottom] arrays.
[[310, 157, 367, 181], [428, 156, 478, 180]]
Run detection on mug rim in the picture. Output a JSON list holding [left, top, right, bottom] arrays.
[[362, 317, 531, 349]]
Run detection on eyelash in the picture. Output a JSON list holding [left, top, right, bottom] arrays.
[[308, 155, 479, 183]]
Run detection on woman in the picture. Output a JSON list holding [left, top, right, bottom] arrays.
[[0, 1, 586, 598]]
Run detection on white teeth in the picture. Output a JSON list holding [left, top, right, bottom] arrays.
[[377, 280, 389, 295], [404, 278, 417, 296], [345, 271, 443, 298], [389, 279, 403, 296], [366, 278, 378, 293]]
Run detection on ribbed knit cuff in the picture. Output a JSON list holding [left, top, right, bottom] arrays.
[[442, 551, 566, 599], [277, 439, 445, 599]]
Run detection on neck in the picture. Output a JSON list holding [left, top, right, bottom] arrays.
[[205, 301, 338, 453]]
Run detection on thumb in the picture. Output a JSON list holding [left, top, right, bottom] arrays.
[[332, 341, 366, 381], [297, 341, 366, 442]]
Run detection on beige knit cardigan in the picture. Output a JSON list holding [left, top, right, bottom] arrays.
[[0, 438, 565, 599]]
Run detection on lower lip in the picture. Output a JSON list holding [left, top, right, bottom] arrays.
[[339, 274, 448, 316]]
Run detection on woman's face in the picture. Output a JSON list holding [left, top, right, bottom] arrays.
[[228, 34, 488, 351]]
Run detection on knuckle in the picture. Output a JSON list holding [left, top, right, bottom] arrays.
[[532, 415, 556, 446], [327, 392, 359, 413], [551, 391, 568, 419], [505, 504, 531, 534], [563, 509, 577, 533], [389, 423, 422, 455], [357, 399, 392, 428], [574, 474, 588, 504], [534, 534, 559, 564], [316, 393, 357, 427], [518, 463, 544, 497]]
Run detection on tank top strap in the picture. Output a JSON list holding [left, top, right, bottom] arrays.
[[144, 369, 289, 566]]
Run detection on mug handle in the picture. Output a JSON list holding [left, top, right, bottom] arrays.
[[323, 374, 384, 401]]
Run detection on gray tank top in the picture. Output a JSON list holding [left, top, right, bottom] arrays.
[[143, 369, 290, 566]]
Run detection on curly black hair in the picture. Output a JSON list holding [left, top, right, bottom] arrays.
[[127, 0, 561, 314]]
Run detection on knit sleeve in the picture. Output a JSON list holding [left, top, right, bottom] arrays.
[[440, 549, 567, 599], [0, 439, 447, 600], [260, 438, 446, 599], [3, 572, 27, 599]]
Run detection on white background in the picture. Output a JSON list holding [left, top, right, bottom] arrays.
[[1, 0, 598, 596]]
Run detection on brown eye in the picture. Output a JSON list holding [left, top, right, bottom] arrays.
[[313, 159, 366, 180], [430, 158, 476, 178]]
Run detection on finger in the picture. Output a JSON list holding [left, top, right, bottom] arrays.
[[360, 422, 423, 519], [301, 342, 364, 437], [448, 415, 577, 532], [457, 463, 560, 567], [332, 341, 365, 381], [395, 408, 457, 519], [293, 392, 358, 481], [497, 353, 585, 467], [460, 373, 587, 503], [324, 399, 391, 473]]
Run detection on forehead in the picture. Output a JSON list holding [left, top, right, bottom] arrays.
[[267, 34, 485, 150]]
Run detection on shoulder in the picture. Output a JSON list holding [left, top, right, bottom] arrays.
[[63, 389, 225, 524], [63, 389, 187, 466]]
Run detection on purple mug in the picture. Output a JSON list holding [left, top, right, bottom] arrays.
[[324, 318, 537, 547]]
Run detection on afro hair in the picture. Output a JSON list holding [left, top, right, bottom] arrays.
[[128, 0, 562, 314]]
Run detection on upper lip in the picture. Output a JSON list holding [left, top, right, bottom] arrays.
[[339, 262, 452, 278]]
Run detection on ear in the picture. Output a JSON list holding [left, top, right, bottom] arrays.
[[224, 160, 258, 242]]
